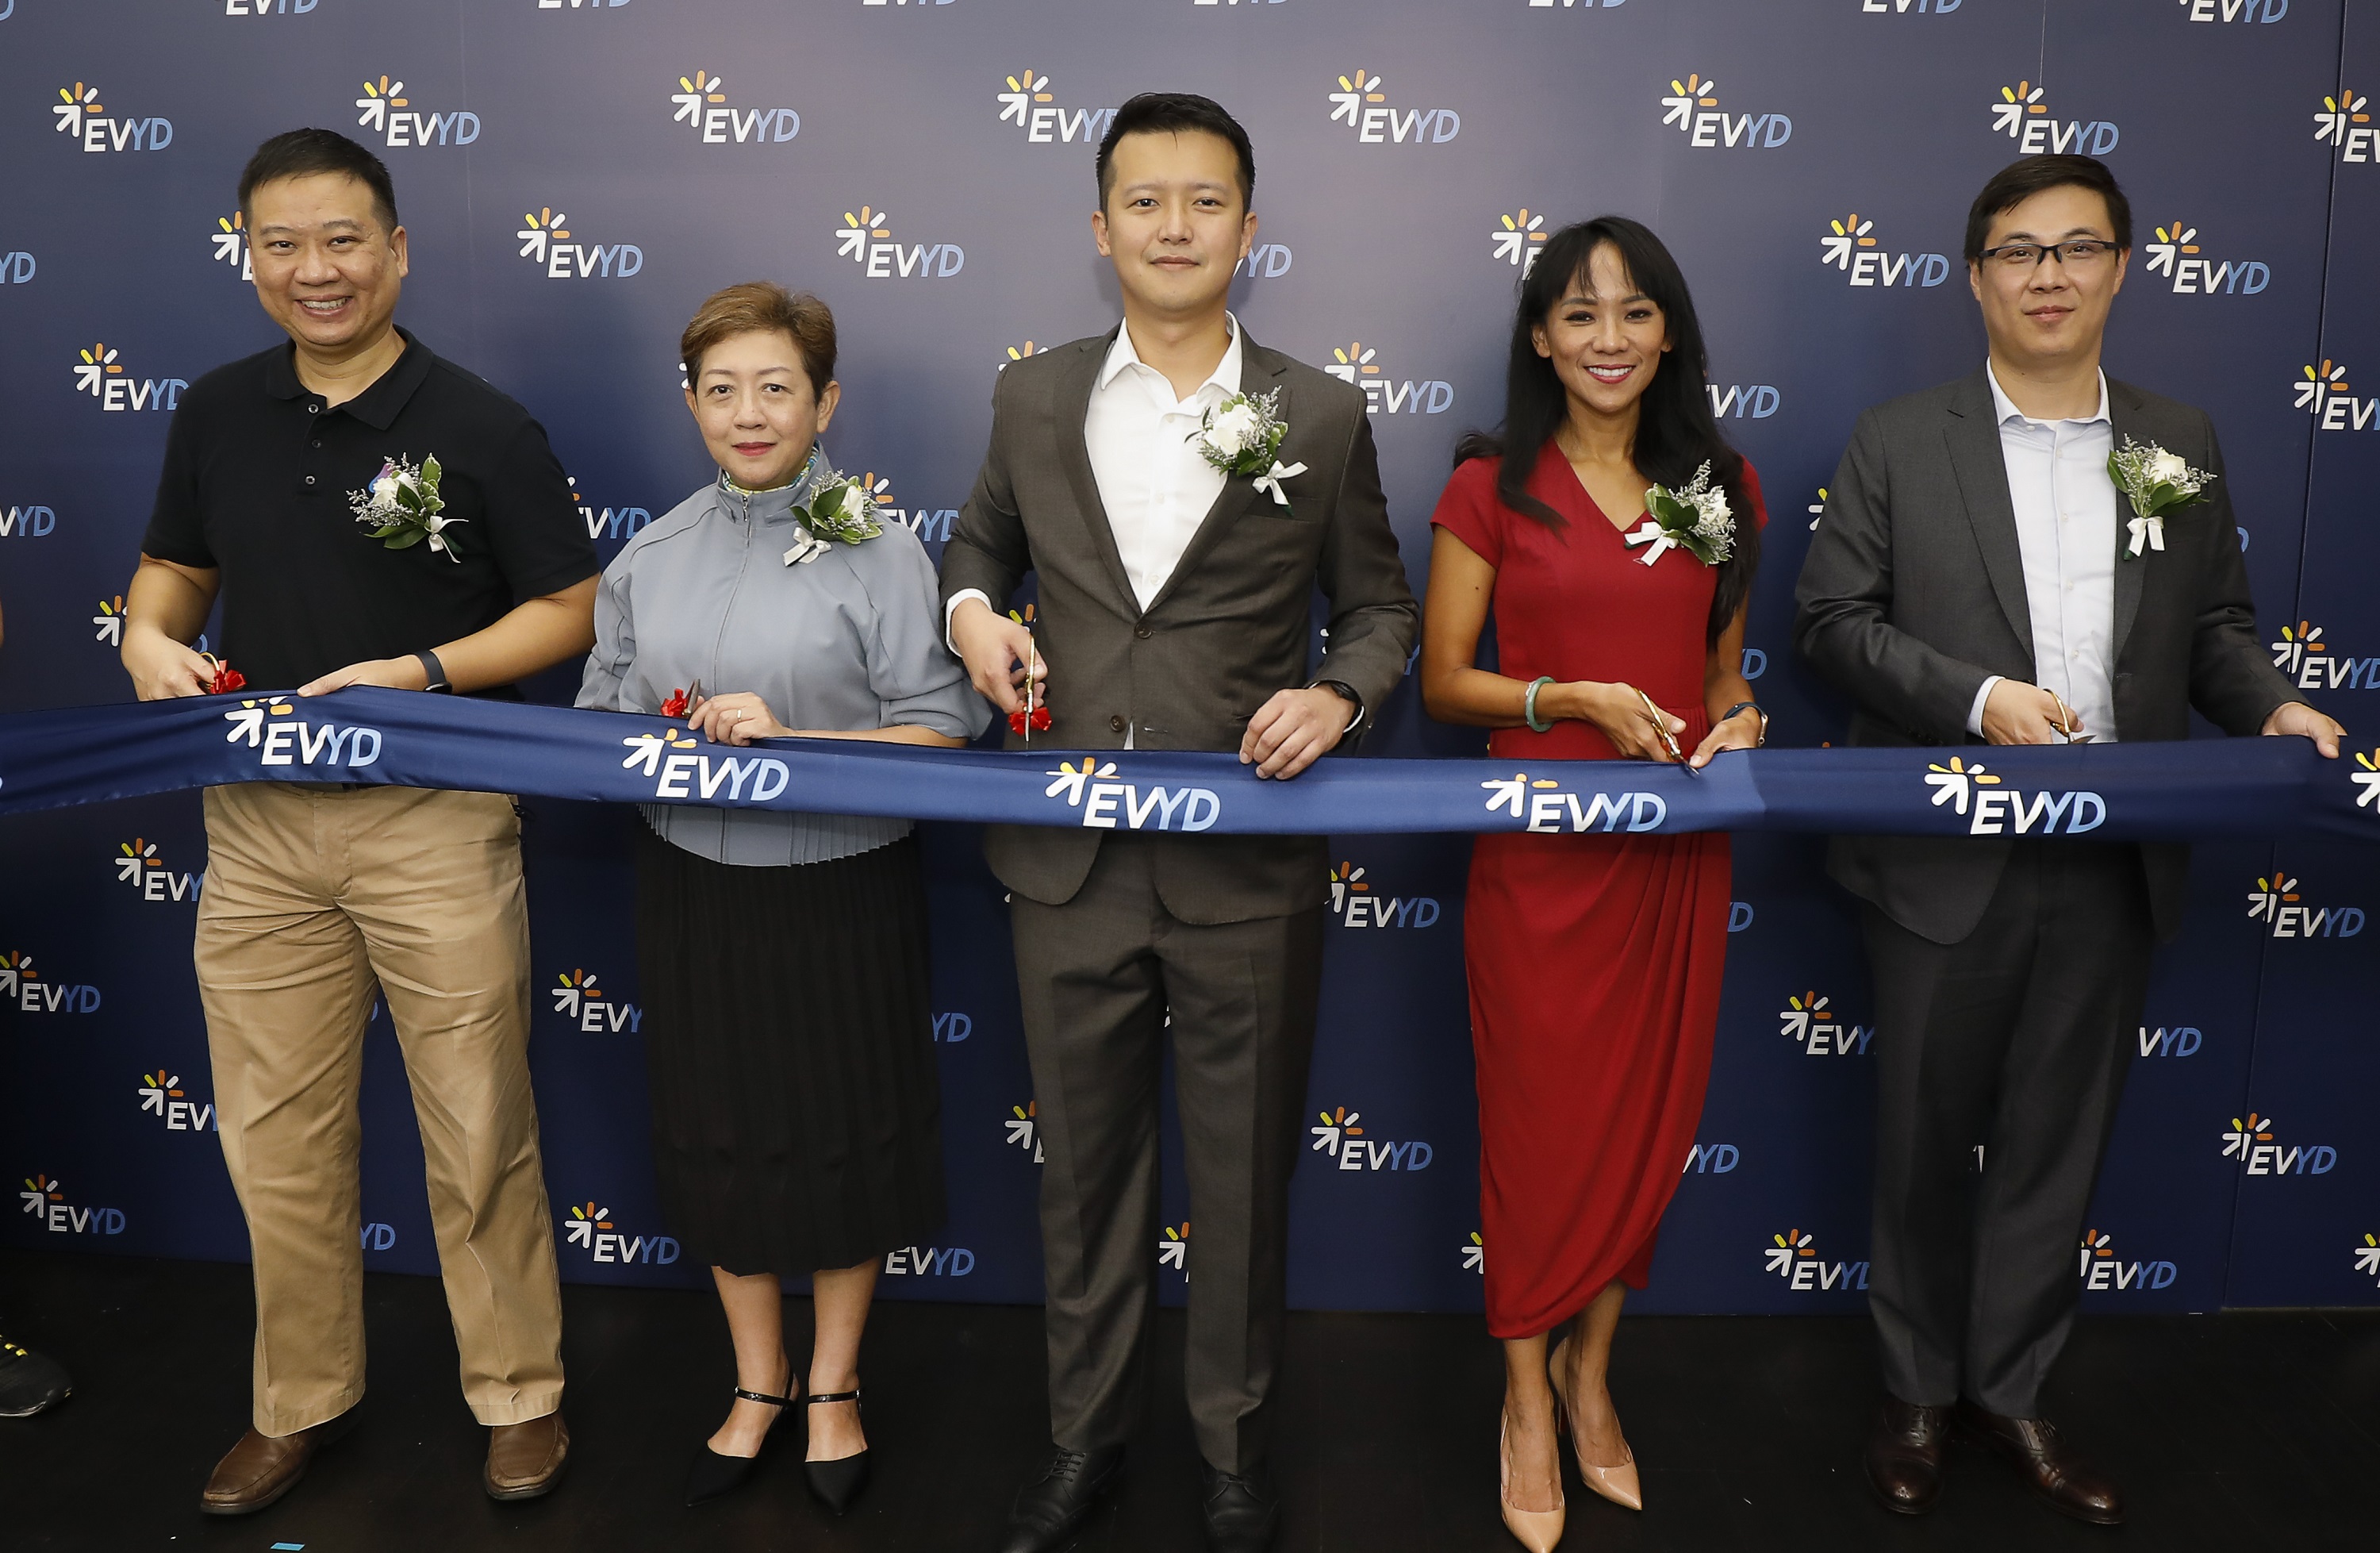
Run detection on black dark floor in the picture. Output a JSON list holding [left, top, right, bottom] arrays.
[[2, 1251, 2375, 1551]]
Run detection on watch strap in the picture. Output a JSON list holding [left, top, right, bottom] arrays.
[[414, 648, 452, 694]]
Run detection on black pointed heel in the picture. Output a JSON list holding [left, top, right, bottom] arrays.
[[802, 1390, 869, 1516], [684, 1385, 794, 1507]]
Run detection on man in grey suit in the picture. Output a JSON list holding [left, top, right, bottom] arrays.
[[942, 94, 1415, 1553], [1795, 155, 2341, 1527]]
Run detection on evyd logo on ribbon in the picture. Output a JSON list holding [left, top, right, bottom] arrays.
[[1819, 213, 1948, 288], [835, 206, 964, 280], [1660, 72, 1791, 149], [113, 836, 202, 904], [1326, 66, 1461, 144], [52, 79, 173, 152], [354, 73, 478, 148], [670, 69, 799, 144], [622, 724, 791, 804], [1990, 79, 2119, 155], [1043, 759, 1221, 832], [551, 969, 643, 1033], [1484, 771, 1668, 834], [224, 697, 384, 772], [516, 206, 643, 279], [1923, 756, 2105, 836], [72, 344, 186, 413]]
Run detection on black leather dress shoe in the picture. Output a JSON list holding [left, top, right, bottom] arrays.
[[997, 1443, 1125, 1553], [1956, 1399, 2123, 1525], [1865, 1394, 1952, 1516], [0, 1336, 72, 1418], [1200, 1461, 1280, 1552]]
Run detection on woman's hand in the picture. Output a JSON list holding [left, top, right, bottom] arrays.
[[1688, 706, 1764, 769], [688, 691, 791, 746], [1553, 681, 1687, 762]]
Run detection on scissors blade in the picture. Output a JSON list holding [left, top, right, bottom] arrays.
[[1637, 690, 1699, 776], [685, 678, 704, 711]]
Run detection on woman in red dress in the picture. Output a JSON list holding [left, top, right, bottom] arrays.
[[1422, 217, 1767, 1550]]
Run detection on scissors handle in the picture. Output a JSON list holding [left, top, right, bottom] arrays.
[[1635, 688, 1698, 775]]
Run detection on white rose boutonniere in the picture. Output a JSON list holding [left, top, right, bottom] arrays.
[[1189, 387, 1307, 509], [781, 471, 885, 565], [2108, 436, 2216, 559], [349, 453, 464, 559], [1623, 460, 1734, 567]]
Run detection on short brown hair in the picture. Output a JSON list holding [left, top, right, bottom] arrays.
[[678, 282, 836, 390]]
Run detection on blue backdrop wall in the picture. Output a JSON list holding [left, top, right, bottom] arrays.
[[2, 0, 2374, 1319]]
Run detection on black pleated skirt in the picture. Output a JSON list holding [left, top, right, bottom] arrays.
[[635, 824, 946, 1278]]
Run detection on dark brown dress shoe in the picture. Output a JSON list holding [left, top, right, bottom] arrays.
[[198, 1410, 357, 1515], [1955, 1400, 2123, 1525], [1864, 1394, 1952, 1515], [486, 1411, 570, 1501]]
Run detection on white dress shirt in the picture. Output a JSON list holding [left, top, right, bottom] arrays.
[[1967, 363, 2120, 743]]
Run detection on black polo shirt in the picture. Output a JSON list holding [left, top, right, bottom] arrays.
[[143, 327, 597, 696]]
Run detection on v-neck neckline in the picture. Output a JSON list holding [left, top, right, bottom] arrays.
[[1553, 451, 1648, 539]]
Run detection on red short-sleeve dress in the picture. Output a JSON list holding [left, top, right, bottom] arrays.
[[1430, 449, 1766, 1340]]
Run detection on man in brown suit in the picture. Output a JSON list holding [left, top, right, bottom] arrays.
[[942, 94, 1415, 1553]]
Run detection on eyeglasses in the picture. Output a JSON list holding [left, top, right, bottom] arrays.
[[1975, 239, 2120, 270]]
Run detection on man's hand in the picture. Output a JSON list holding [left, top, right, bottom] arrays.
[[1240, 686, 1352, 780], [121, 623, 217, 701], [1980, 680, 2077, 746], [950, 598, 1046, 717], [2262, 699, 2344, 758], [298, 656, 432, 698]]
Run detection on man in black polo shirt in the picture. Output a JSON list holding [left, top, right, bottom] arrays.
[[119, 129, 597, 1514]]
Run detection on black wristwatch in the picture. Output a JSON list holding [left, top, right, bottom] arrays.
[[1312, 678, 1365, 733], [414, 648, 453, 694]]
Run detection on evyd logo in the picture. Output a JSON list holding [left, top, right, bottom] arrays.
[[835, 205, 964, 280], [2270, 621, 2380, 690], [1484, 771, 1668, 834], [2077, 1229, 2177, 1291], [1990, 79, 2119, 155], [1923, 756, 2105, 836], [52, 79, 173, 152], [2221, 1112, 2338, 1175], [1042, 759, 1221, 832], [223, 0, 321, 13], [1708, 380, 1779, 419], [670, 69, 799, 144], [1324, 340, 1453, 415], [1327, 66, 1461, 144], [850, 469, 955, 544], [1819, 213, 1948, 288], [2295, 359, 2378, 431], [72, 344, 186, 413], [0, 953, 102, 1015], [1779, 991, 1872, 1057], [0, 248, 32, 283], [18, 1175, 123, 1237], [516, 206, 643, 279], [563, 1201, 680, 1263], [997, 67, 1117, 145], [1491, 208, 1549, 274], [1310, 1105, 1434, 1172], [2245, 869, 2364, 937], [2314, 87, 2373, 160], [884, 1244, 974, 1275], [1326, 862, 1440, 929], [355, 73, 478, 148], [138, 1070, 217, 1133], [211, 210, 251, 279], [2143, 218, 2271, 295], [113, 837, 203, 904], [1660, 72, 1791, 149], [2178, 0, 2287, 19], [1766, 1228, 1868, 1291], [551, 969, 644, 1033], [1005, 1100, 1042, 1163], [570, 475, 651, 542], [1, 504, 54, 537], [224, 697, 384, 772]]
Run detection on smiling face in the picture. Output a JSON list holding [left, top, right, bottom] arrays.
[[1092, 128, 1257, 321], [1967, 183, 2129, 375], [247, 171, 408, 357], [1530, 242, 1672, 423], [685, 329, 840, 490]]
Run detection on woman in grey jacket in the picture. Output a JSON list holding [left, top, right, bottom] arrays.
[[578, 283, 988, 1513]]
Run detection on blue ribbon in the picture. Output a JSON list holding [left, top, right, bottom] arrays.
[[2, 687, 2372, 840]]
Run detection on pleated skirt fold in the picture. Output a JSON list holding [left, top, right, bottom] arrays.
[[635, 824, 946, 1278]]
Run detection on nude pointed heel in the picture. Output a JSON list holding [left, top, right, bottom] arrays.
[[1549, 1337, 1644, 1513], [1499, 1417, 1566, 1552]]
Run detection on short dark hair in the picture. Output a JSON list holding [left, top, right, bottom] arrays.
[[1095, 93, 1255, 211], [238, 129, 401, 233], [1963, 154, 2130, 263]]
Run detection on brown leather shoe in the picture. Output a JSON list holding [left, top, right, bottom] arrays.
[[1955, 1400, 2123, 1525], [198, 1409, 358, 1515], [1864, 1394, 1952, 1516], [486, 1411, 570, 1501]]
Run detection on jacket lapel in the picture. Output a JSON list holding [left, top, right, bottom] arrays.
[[2106, 376, 2149, 663], [1054, 329, 1142, 617], [1138, 336, 1287, 619], [1943, 367, 2034, 663]]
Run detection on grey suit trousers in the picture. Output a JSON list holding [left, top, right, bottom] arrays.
[[1009, 834, 1323, 1473], [1863, 841, 2155, 1417]]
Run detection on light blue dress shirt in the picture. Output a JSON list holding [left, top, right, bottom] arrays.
[[577, 456, 991, 866], [1967, 364, 2121, 744]]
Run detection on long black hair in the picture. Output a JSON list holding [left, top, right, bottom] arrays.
[[1454, 216, 1758, 645]]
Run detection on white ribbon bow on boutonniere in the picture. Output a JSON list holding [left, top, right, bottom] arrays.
[[1622, 460, 1735, 568], [2108, 436, 2215, 559], [1189, 387, 1305, 509], [1250, 459, 1307, 507]]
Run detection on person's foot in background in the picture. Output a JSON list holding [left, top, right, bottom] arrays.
[[0, 1332, 73, 1417]]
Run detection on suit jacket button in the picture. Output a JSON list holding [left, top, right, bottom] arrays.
[[1109, 715, 1127, 733], [1134, 625, 1153, 640]]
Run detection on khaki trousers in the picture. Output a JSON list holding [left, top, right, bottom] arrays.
[[195, 782, 565, 1436]]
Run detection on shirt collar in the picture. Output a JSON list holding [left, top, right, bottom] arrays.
[[1098, 311, 1242, 399], [717, 447, 831, 527], [263, 325, 433, 432], [1986, 359, 2109, 429]]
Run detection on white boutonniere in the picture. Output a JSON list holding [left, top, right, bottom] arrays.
[[780, 472, 884, 566], [2108, 436, 2215, 559], [1623, 460, 1734, 567], [349, 453, 464, 560], [1188, 387, 1307, 509]]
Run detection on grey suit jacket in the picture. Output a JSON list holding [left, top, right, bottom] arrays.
[[941, 327, 1417, 922], [1794, 367, 2296, 944]]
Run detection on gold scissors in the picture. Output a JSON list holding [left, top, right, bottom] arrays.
[[2051, 692, 2094, 745], [1636, 687, 1699, 776]]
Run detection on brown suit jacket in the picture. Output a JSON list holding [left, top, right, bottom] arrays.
[[939, 326, 1418, 922], [1794, 368, 2297, 944]]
